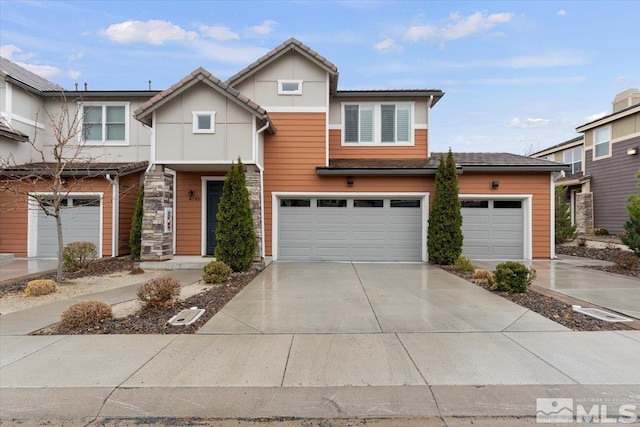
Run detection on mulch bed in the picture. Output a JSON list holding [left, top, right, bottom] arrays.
[[440, 266, 633, 331], [555, 245, 639, 277], [33, 270, 258, 335]]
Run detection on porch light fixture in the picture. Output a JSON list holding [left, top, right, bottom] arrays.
[[188, 190, 195, 200], [346, 176, 354, 187], [627, 147, 638, 156], [491, 180, 499, 189]]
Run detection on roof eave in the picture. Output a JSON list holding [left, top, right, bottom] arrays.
[[460, 165, 571, 173], [576, 105, 640, 132], [0, 130, 29, 142]]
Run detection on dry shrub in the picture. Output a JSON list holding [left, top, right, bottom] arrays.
[[203, 261, 232, 284], [129, 266, 145, 275], [137, 277, 181, 310], [576, 237, 587, 247], [62, 241, 97, 271], [59, 300, 113, 331], [24, 279, 58, 297], [615, 252, 638, 270], [472, 268, 494, 283]]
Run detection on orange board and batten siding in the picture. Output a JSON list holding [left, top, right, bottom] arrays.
[[458, 172, 552, 259], [329, 129, 428, 159], [117, 173, 142, 255], [0, 177, 114, 257]]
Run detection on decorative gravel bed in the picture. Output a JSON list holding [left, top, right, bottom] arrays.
[[556, 245, 639, 277], [440, 266, 633, 332]]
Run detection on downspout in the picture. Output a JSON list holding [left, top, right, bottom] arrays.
[[256, 120, 270, 259], [550, 174, 556, 259], [105, 174, 119, 257]]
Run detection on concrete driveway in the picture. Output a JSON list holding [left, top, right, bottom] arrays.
[[475, 256, 640, 320], [199, 262, 566, 334]]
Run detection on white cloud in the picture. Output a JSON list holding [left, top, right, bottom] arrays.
[[100, 20, 198, 45], [0, 44, 34, 61], [584, 111, 608, 122], [429, 52, 587, 69], [68, 70, 81, 80], [613, 75, 630, 84], [0, 44, 60, 78], [441, 76, 586, 86], [248, 20, 277, 36], [557, 9, 567, 16], [199, 25, 239, 41], [374, 38, 401, 54], [404, 11, 513, 43], [20, 62, 60, 78], [505, 117, 554, 129], [68, 52, 84, 61]]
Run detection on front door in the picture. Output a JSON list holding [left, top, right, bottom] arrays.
[[206, 181, 224, 255]]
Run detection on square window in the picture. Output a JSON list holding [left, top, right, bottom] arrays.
[[193, 112, 215, 134], [81, 103, 128, 144]]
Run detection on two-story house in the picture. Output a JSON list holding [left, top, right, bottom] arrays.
[[532, 89, 640, 234], [1, 38, 565, 263]]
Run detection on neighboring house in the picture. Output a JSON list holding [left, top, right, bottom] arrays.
[[1, 39, 566, 262], [0, 56, 159, 258], [532, 88, 640, 234]]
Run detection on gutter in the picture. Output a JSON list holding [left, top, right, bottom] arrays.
[[255, 121, 270, 260], [316, 168, 442, 176], [458, 165, 572, 173], [105, 174, 119, 258]]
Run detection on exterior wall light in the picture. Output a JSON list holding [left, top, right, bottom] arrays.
[[627, 147, 638, 155], [491, 180, 499, 189], [346, 176, 354, 187]]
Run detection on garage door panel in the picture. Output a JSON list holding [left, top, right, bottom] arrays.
[[278, 197, 422, 261]]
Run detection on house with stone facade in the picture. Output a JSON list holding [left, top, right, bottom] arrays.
[[532, 89, 640, 234], [1, 38, 567, 263]]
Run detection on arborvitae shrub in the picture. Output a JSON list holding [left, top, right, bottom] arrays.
[[129, 185, 144, 260], [554, 187, 576, 244]]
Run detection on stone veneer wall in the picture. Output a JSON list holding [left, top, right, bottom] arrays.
[[245, 171, 262, 260], [141, 171, 174, 260], [576, 192, 594, 234]]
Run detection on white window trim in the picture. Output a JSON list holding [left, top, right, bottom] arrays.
[[277, 80, 303, 95], [593, 126, 612, 160], [563, 146, 583, 174], [272, 192, 429, 262], [340, 102, 415, 146], [192, 111, 216, 134], [80, 101, 130, 146]]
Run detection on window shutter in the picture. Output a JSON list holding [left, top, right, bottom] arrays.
[[381, 105, 395, 142], [396, 105, 410, 142], [360, 105, 374, 143], [344, 105, 359, 143]]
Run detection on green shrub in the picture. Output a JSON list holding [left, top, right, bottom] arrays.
[[62, 241, 97, 271], [137, 277, 181, 310], [428, 150, 463, 265], [488, 261, 536, 293], [24, 279, 57, 296], [453, 255, 474, 272], [215, 157, 256, 272], [59, 300, 113, 331], [129, 185, 144, 260], [555, 187, 577, 243], [591, 228, 610, 236], [203, 261, 232, 284]]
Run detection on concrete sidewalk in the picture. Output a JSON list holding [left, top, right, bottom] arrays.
[[1, 262, 639, 424]]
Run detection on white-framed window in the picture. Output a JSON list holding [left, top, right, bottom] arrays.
[[278, 80, 303, 95], [563, 146, 583, 174], [593, 126, 610, 159], [342, 103, 413, 145], [192, 111, 216, 134], [81, 102, 129, 145]]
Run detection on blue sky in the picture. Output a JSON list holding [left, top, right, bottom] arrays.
[[1, 0, 639, 154]]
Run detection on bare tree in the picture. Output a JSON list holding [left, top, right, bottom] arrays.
[[1, 92, 115, 282]]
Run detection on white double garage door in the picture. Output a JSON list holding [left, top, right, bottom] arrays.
[[275, 194, 528, 261], [31, 196, 102, 258]]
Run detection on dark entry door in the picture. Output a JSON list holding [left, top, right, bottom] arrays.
[[206, 181, 224, 255]]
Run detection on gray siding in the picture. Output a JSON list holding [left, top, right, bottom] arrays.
[[586, 135, 640, 233]]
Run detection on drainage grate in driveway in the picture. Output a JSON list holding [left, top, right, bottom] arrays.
[[572, 306, 632, 322], [167, 307, 205, 326]]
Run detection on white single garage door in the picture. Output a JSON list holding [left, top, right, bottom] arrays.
[[37, 197, 101, 258], [278, 197, 423, 261], [461, 199, 524, 259]]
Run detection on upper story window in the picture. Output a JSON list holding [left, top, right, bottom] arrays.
[[343, 103, 413, 145], [192, 111, 216, 134], [593, 126, 610, 159], [563, 146, 583, 174], [82, 102, 129, 145], [278, 80, 303, 95]]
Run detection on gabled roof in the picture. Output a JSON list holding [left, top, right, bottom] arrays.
[[0, 56, 64, 92], [225, 38, 339, 93], [530, 136, 583, 158], [576, 103, 640, 132], [0, 116, 29, 142], [134, 67, 275, 133]]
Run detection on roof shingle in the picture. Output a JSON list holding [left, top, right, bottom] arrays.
[[0, 56, 64, 92]]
